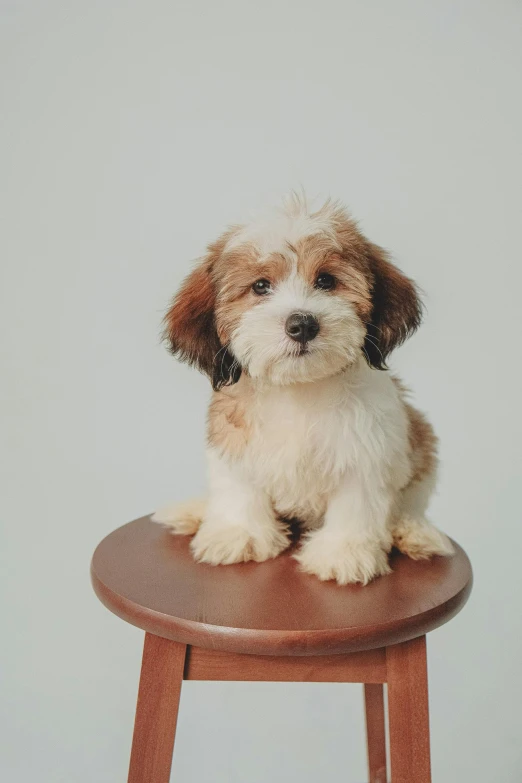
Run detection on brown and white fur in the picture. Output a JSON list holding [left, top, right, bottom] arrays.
[[153, 195, 453, 584]]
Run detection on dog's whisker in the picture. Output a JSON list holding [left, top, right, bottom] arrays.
[[363, 322, 384, 335], [212, 344, 228, 366], [361, 346, 372, 365], [364, 335, 385, 363]]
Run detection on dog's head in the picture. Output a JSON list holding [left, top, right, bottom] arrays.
[[164, 196, 422, 389]]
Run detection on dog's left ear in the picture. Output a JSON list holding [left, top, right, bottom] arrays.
[[363, 243, 423, 369], [163, 256, 241, 391]]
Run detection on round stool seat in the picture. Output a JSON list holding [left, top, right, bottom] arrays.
[[91, 516, 472, 657]]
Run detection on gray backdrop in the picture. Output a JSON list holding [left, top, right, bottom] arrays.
[[1, 1, 521, 781]]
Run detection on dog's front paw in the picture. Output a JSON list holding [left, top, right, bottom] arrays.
[[151, 499, 206, 535], [191, 520, 289, 565], [393, 516, 455, 560], [294, 531, 391, 585]]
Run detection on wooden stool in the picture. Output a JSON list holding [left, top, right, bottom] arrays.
[[91, 516, 472, 783]]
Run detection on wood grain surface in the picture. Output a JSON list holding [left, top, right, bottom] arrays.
[[184, 645, 386, 682]]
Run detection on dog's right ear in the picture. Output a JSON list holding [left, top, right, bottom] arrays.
[[163, 257, 241, 390]]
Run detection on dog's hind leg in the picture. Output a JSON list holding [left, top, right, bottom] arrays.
[[151, 498, 206, 535], [392, 471, 454, 559]]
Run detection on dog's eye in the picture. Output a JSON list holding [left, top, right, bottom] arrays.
[[315, 272, 336, 291], [252, 279, 272, 295]]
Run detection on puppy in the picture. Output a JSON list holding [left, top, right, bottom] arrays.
[[153, 195, 453, 584]]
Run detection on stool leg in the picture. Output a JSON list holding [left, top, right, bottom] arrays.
[[364, 684, 388, 783], [128, 634, 187, 783], [386, 635, 431, 783]]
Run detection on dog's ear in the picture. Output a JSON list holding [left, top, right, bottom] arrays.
[[363, 243, 423, 369], [164, 257, 242, 390]]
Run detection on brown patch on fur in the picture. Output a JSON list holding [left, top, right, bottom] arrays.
[[216, 247, 291, 298], [405, 402, 438, 482], [207, 375, 252, 459], [294, 234, 373, 319], [392, 377, 438, 482], [214, 245, 292, 341]]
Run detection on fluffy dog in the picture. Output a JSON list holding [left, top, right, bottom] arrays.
[[153, 195, 453, 584]]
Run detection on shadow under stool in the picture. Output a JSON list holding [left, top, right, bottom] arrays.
[[91, 516, 472, 783]]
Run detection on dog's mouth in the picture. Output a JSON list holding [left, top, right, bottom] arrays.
[[290, 344, 311, 357], [278, 344, 311, 363]]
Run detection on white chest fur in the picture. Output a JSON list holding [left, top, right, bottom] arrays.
[[237, 362, 411, 524]]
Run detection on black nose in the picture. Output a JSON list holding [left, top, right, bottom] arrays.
[[285, 313, 320, 343]]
